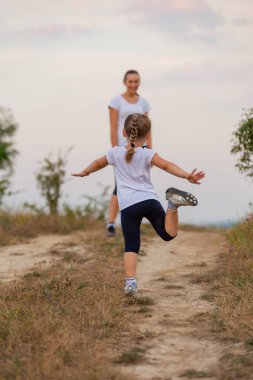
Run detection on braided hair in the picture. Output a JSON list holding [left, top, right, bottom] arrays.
[[124, 113, 151, 163]]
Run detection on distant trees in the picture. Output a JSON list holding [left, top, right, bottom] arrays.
[[0, 106, 18, 205], [36, 149, 71, 215], [231, 108, 253, 181]]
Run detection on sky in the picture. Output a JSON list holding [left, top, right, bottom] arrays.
[[0, 0, 253, 225]]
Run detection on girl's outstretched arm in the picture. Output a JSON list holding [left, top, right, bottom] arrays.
[[71, 155, 108, 177], [151, 154, 205, 184]]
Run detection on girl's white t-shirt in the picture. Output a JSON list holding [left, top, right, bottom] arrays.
[[108, 95, 151, 147], [106, 146, 159, 211]]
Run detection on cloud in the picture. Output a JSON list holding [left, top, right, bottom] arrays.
[[145, 60, 253, 86], [226, 0, 253, 14], [123, 0, 223, 42], [0, 23, 91, 50], [7, 24, 90, 41]]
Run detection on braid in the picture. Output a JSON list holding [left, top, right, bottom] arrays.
[[126, 114, 139, 162], [129, 114, 139, 147], [124, 113, 151, 163]]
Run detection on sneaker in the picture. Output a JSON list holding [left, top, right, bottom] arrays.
[[124, 281, 137, 296], [165, 187, 198, 207], [107, 224, 116, 237]]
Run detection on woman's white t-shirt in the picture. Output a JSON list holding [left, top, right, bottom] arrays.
[[108, 95, 151, 147], [106, 146, 159, 211]]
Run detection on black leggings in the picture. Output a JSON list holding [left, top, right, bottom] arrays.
[[120, 199, 175, 254]]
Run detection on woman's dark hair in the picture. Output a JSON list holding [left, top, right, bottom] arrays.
[[123, 70, 140, 83]]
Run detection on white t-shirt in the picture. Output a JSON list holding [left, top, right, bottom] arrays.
[[106, 146, 159, 211], [108, 95, 151, 147]]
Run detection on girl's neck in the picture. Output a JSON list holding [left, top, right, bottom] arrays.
[[126, 138, 146, 148]]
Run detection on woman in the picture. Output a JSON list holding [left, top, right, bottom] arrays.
[[107, 69, 152, 237]]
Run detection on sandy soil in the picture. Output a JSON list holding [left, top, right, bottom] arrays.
[[121, 230, 229, 380], [0, 234, 87, 282]]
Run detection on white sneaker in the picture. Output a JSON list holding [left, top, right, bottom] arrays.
[[124, 281, 137, 296], [166, 187, 198, 207]]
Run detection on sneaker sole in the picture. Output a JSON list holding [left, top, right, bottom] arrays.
[[124, 285, 137, 296], [124, 290, 137, 296], [165, 187, 198, 206]]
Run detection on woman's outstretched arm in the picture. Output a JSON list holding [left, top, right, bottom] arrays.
[[71, 155, 108, 177], [144, 112, 152, 149], [109, 108, 119, 147]]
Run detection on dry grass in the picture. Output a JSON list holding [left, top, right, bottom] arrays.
[[206, 217, 253, 338], [179, 369, 214, 378], [0, 227, 139, 380], [191, 216, 253, 379], [0, 211, 158, 248], [179, 224, 224, 232], [142, 222, 221, 234], [114, 347, 145, 365], [0, 211, 216, 248], [0, 211, 100, 246]]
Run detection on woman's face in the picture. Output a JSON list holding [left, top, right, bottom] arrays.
[[124, 73, 141, 94]]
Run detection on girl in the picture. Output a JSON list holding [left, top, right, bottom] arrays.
[[107, 70, 151, 237], [72, 114, 205, 295]]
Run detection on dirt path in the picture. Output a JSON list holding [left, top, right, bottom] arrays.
[[121, 230, 227, 380], [1, 229, 229, 379], [0, 233, 87, 282]]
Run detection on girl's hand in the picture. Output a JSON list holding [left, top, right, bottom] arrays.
[[71, 171, 89, 177], [186, 169, 205, 184]]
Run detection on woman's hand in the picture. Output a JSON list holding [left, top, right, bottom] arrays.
[[186, 169, 205, 184], [71, 171, 89, 177]]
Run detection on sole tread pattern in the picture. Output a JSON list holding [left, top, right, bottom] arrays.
[[165, 187, 198, 206]]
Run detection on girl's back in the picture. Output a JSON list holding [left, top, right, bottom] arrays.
[[106, 146, 159, 211]]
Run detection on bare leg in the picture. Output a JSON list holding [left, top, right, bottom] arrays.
[[124, 252, 138, 278], [165, 208, 178, 237], [108, 194, 119, 223]]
